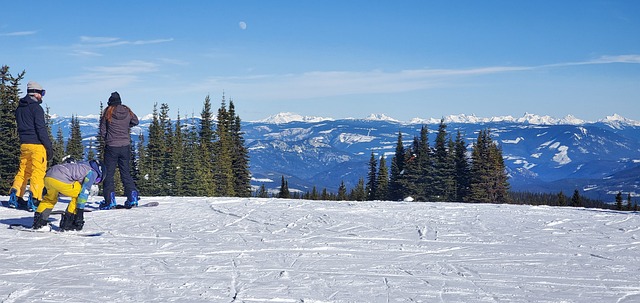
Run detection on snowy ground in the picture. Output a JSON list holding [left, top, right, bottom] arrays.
[[0, 196, 639, 302]]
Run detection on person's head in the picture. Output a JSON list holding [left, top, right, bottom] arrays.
[[108, 91, 121, 106], [89, 159, 105, 184], [27, 81, 45, 101]]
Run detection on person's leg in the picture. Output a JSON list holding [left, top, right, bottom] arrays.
[[101, 146, 118, 209], [28, 144, 47, 201], [10, 145, 31, 204], [117, 146, 138, 206], [59, 181, 84, 231], [33, 176, 62, 229]]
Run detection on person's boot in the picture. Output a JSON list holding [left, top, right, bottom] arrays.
[[32, 211, 49, 230], [99, 192, 117, 210], [72, 209, 85, 231], [59, 212, 76, 231], [8, 188, 18, 208], [124, 190, 139, 208]]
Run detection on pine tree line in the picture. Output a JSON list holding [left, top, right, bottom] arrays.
[[133, 94, 251, 197]]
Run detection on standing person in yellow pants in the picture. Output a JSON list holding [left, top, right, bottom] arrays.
[[8, 81, 53, 211], [33, 160, 104, 231]]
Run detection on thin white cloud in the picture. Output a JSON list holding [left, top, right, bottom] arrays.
[[186, 54, 640, 101], [76, 36, 174, 48], [86, 60, 159, 75], [0, 30, 37, 36]]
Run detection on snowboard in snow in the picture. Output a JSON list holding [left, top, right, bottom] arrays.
[[115, 201, 159, 209], [9, 224, 104, 237], [84, 201, 159, 211]]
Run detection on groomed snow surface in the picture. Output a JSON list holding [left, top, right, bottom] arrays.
[[1, 197, 639, 302]]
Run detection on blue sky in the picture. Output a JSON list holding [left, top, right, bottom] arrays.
[[1, 1, 639, 122]]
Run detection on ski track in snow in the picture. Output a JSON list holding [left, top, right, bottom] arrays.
[[0, 196, 639, 302]]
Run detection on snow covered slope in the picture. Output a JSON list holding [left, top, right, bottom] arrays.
[[1, 196, 639, 302]]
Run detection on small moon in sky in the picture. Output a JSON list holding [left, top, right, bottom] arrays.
[[239, 21, 247, 30]]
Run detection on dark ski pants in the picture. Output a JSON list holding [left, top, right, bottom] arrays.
[[103, 145, 138, 202]]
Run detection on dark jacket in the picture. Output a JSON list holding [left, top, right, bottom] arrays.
[[99, 104, 139, 147], [15, 95, 53, 155]]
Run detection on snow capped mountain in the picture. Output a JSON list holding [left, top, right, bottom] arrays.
[[256, 112, 334, 124], [362, 113, 400, 122], [53, 113, 640, 201], [601, 113, 640, 128]]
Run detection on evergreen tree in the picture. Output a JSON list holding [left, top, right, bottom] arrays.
[[399, 136, 423, 201], [557, 190, 567, 207], [571, 189, 582, 207], [468, 129, 510, 203], [53, 128, 65, 165], [401, 126, 432, 201], [626, 193, 633, 211], [375, 155, 389, 200], [365, 152, 377, 200], [170, 112, 186, 196], [86, 139, 96, 160], [257, 184, 269, 198], [182, 120, 204, 196], [337, 181, 347, 201], [388, 131, 405, 201], [432, 119, 455, 201], [44, 106, 54, 165], [140, 104, 164, 195], [158, 103, 173, 195], [615, 191, 623, 210], [321, 188, 329, 200], [346, 178, 364, 201], [65, 115, 84, 161], [228, 100, 251, 197], [278, 175, 290, 198], [0, 65, 23, 192], [310, 186, 319, 200], [97, 102, 106, 162], [213, 95, 234, 196], [197, 95, 216, 196], [453, 131, 470, 202]]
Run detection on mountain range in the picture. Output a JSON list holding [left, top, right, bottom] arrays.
[[53, 112, 640, 202]]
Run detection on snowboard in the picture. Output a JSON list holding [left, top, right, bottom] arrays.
[[9, 224, 104, 237], [83, 201, 159, 211]]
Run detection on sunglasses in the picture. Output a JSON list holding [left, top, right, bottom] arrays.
[[28, 89, 45, 96]]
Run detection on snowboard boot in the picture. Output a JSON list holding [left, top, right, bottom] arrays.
[[59, 211, 76, 231], [32, 210, 50, 230], [16, 197, 29, 210], [8, 188, 18, 208], [72, 209, 85, 231], [124, 190, 139, 208], [99, 192, 117, 210]]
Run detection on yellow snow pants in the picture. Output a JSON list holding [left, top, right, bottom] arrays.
[[11, 144, 47, 201], [37, 177, 82, 214]]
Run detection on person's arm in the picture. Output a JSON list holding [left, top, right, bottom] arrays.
[[129, 107, 139, 127], [33, 106, 53, 160], [77, 170, 98, 210]]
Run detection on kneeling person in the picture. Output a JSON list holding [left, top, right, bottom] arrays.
[[32, 160, 104, 231]]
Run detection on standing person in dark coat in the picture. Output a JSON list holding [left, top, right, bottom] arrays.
[[98, 92, 140, 209], [8, 81, 53, 211]]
